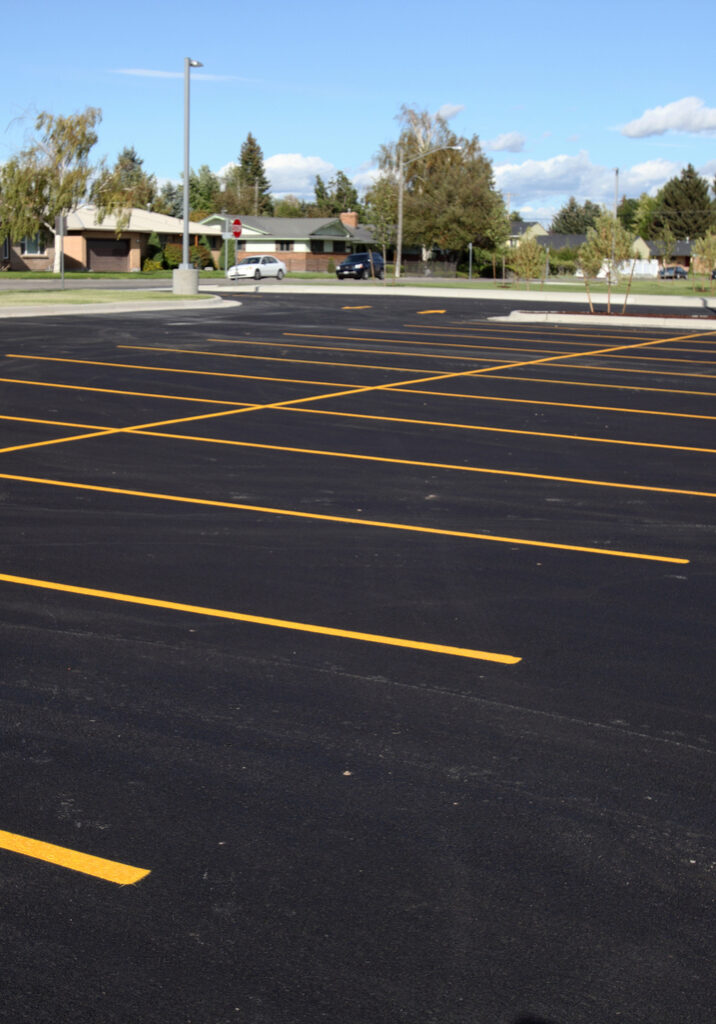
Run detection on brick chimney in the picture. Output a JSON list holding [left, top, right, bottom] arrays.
[[339, 211, 359, 229]]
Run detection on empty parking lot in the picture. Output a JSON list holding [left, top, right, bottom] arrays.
[[0, 293, 713, 1023]]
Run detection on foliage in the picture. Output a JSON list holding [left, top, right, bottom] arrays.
[[550, 196, 602, 234], [510, 237, 546, 283], [146, 231, 162, 260], [163, 242, 183, 269], [617, 196, 639, 232], [273, 194, 309, 217], [142, 257, 164, 272], [91, 146, 157, 230], [547, 246, 579, 275], [654, 226, 676, 267], [310, 170, 361, 217], [189, 164, 222, 218], [652, 164, 713, 240], [578, 212, 634, 311], [364, 175, 397, 261], [153, 181, 182, 217], [190, 243, 214, 268], [0, 106, 101, 271], [222, 132, 273, 214], [691, 231, 716, 288], [633, 192, 659, 238], [378, 105, 508, 260]]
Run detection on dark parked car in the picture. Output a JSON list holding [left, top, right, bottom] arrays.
[[336, 252, 384, 280], [658, 265, 688, 279]]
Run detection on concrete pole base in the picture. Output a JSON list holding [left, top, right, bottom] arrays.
[[172, 268, 200, 295]]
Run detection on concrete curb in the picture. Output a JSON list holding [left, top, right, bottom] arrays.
[[493, 309, 716, 330], [0, 295, 237, 319]]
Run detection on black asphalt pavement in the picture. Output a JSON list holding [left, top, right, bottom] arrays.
[[0, 293, 713, 1024]]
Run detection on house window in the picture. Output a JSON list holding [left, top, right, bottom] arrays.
[[277, 241, 293, 251], [310, 240, 324, 253], [2, 237, 9, 260], [20, 232, 47, 255], [333, 241, 346, 253]]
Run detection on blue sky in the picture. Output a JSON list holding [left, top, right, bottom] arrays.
[[3, 0, 715, 224]]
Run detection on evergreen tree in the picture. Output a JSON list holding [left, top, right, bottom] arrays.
[[153, 181, 182, 217], [550, 197, 601, 234], [653, 164, 713, 239], [188, 164, 221, 218], [92, 146, 157, 226], [237, 133, 273, 214]]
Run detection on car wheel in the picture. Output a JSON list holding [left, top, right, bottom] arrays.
[[276, 269, 284, 280], [377, 269, 384, 280], [362, 268, 370, 280], [254, 269, 261, 280]]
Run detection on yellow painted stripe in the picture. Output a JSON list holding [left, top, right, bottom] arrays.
[[0, 829, 150, 885], [0, 413, 106, 430], [286, 405, 716, 453], [119, 344, 430, 375], [403, 374, 716, 398], [5, 354, 360, 391], [416, 309, 446, 314], [342, 305, 372, 309], [133, 430, 716, 498], [0, 572, 521, 664], [0, 376, 254, 408], [389, 384, 716, 421], [0, 472, 689, 563]]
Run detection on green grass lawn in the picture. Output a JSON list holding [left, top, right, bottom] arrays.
[[0, 289, 213, 306]]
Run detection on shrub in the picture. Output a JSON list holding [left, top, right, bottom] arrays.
[[190, 243, 214, 269], [142, 257, 164, 272], [326, 258, 335, 274], [163, 243, 182, 269]]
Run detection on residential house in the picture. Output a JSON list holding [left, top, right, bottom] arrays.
[[506, 220, 547, 248], [202, 212, 374, 271], [2, 206, 223, 272]]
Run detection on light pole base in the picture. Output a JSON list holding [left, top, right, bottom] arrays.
[[172, 268, 199, 295]]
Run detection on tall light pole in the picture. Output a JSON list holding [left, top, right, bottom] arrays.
[[394, 144, 461, 280], [174, 57, 203, 294]]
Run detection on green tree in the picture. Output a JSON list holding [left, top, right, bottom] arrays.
[[91, 146, 158, 230], [550, 197, 602, 234], [152, 180, 182, 217], [223, 132, 273, 214], [692, 231, 716, 292], [653, 164, 713, 239], [310, 171, 360, 217], [188, 164, 221, 219], [510, 237, 546, 287], [578, 211, 634, 311], [364, 175, 397, 266], [378, 105, 506, 264], [633, 192, 659, 238], [0, 106, 101, 272], [655, 225, 676, 269], [273, 194, 308, 217], [617, 196, 639, 232]]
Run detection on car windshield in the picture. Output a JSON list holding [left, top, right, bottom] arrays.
[[239, 257, 260, 265]]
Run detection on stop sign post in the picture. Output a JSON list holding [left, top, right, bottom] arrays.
[[232, 218, 242, 239]]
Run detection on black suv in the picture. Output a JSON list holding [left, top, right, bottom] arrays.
[[336, 252, 384, 280]]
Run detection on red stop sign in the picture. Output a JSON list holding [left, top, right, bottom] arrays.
[[232, 218, 242, 239]]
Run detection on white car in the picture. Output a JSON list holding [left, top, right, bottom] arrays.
[[226, 255, 286, 281]]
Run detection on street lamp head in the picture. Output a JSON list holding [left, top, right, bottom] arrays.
[[188, 58, 203, 67]]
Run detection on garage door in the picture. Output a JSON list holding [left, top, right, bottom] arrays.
[[87, 238, 130, 271]]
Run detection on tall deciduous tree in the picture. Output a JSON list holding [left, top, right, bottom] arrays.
[[378, 105, 507, 263], [550, 197, 602, 234], [364, 175, 397, 266], [0, 106, 101, 272]]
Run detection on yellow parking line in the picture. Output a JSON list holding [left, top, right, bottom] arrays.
[[0, 829, 150, 886], [0, 471, 689, 563], [132, 430, 716, 498], [0, 376, 254, 407], [0, 572, 521, 664], [286, 405, 716, 452]]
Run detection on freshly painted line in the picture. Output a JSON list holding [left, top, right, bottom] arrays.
[[0, 376, 255, 407], [389, 384, 716, 420], [0, 413, 106, 430], [416, 309, 446, 314], [0, 829, 150, 886], [0, 573, 522, 664], [286, 405, 716, 452], [342, 305, 372, 310], [134, 430, 716, 498], [0, 429, 118, 455], [5, 354, 361, 390], [0, 472, 689, 563], [440, 372, 716, 398], [119, 344, 431, 376]]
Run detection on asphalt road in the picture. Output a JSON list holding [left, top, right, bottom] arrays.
[[0, 293, 713, 1024]]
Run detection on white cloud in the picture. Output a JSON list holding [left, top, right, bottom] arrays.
[[621, 96, 716, 137], [264, 153, 336, 197], [436, 104, 464, 121], [111, 68, 245, 82], [485, 132, 525, 153], [620, 158, 680, 195]]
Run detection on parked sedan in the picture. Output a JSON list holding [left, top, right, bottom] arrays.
[[226, 255, 286, 281], [658, 265, 688, 279]]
